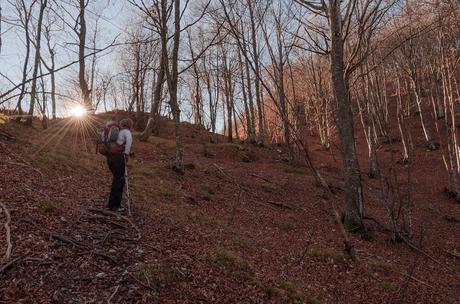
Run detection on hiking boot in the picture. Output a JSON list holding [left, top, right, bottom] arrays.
[[109, 207, 125, 212]]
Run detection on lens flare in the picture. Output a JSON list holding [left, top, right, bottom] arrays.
[[70, 105, 86, 118]]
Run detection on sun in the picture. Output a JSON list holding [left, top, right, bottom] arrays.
[[70, 105, 86, 118]]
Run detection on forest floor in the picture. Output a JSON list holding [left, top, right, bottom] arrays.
[[0, 113, 460, 304]]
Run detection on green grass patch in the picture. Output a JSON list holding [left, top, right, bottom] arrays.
[[130, 162, 179, 203], [306, 297, 324, 304], [233, 237, 252, 249], [131, 164, 159, 179], [368, 260, 393, 272], [283, 166, 308, 175], [148, 136, 176, 149], [214, 249, 256, 283], [279, 281, 304, 303], [183, 161, 196, 170], [185, 211, 222, 228], [135, 260, 189, 287], [266, 286, 282, 299], [266, 281, 308, 303], [382, 281, 396, 291], [40, 200, 59, 214], [200, 184, 215, 201], [157, 181, 177, 198], [260, 183, 277, 193], [202, 184, 216, 196], [213, 143, 243, 150], [279, 222, 295, 232], [131, 178, 178, 203], [308, 249, 349, 264]]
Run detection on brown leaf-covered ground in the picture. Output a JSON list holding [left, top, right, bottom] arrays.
[[0, 114, 459, 303]]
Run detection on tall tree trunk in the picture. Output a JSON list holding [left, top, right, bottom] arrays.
[[410, 69, 435, 148], [396, 74, 413, 162], [162, 0, 184, 172], [275, 31, 292, 162], [44, 26, 57, 120], [26, 0, 47, 126], [240, 24, 257, 143], [238, 48, 253, 142], [132, 44, 143, 130], [38, 63, 48, 129], [247, 0, 264, 145], [207, 60, 218, 138], [141, 52, 166, 141], [49, 54, 56, 120], [89, 19, 98, 108], [78, 0, 91, 109], [17, 1, 33, 122], [233, 102, 240, 142], [294, 100, 308, 153], [328, 2, 364, 228], [244, 53, 257, 143], [222, 50, 233, 142]]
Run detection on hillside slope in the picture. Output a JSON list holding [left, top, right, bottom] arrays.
[[0, 116, 459, 303]]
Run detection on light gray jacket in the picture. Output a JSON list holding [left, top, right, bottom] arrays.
[[116, 129, 133, 154]]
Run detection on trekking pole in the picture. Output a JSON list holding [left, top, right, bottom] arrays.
[[125, 162, 132, 216]]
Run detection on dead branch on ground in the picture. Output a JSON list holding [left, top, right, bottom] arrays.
[[249, 173, 273, 184], [0, 256, 22, 275], [265, 200, 294, 210], [107, 285, 120, 304], [4, 160, 45, 178], [0, 202, 12, 261], [86, 208, 141, 241], [51, 233, 88, 249], [443, 249, 460, 260]]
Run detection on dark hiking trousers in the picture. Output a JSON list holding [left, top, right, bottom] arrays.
[[107, 153, 125, 209]]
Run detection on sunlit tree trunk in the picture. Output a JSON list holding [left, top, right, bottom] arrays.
[[247, 0, 265, 145]]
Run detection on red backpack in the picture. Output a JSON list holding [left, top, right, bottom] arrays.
[[96, 122, 124, 155]]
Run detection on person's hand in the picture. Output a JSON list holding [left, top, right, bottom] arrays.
[[124, 153, 129, 162]]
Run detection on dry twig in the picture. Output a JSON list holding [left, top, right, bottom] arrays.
[[107, 285, 120, 304], [0, 202, 12, 261], [396, 270, 434, 288], [51, 233, 87, 249], [4, 160, 44, 178], [249, 173, 273, 184], [265, 200, 294, 210], [0, 256, 22, 275], [444, 249, 460, 260]]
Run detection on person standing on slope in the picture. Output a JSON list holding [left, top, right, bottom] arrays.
[[106, 118, 133, 212]]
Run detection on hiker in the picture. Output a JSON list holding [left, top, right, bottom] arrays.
[[105, 118, 133, 212]]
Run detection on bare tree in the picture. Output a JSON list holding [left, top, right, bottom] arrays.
[[295, 0, 391, 228], [41, 13, 57, 120], [25, 0, 47, 126], [78, 0, 91, 109], [0, 4, 3, 55], [9, 0, 36, 122], [259, 1, 299, 161], [247, 0, 265, 145]]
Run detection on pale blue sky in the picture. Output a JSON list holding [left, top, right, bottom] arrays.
[[0, 0, 136, 115]]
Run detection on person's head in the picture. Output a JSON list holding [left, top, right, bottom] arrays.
[[119, 118, 134, 130]]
